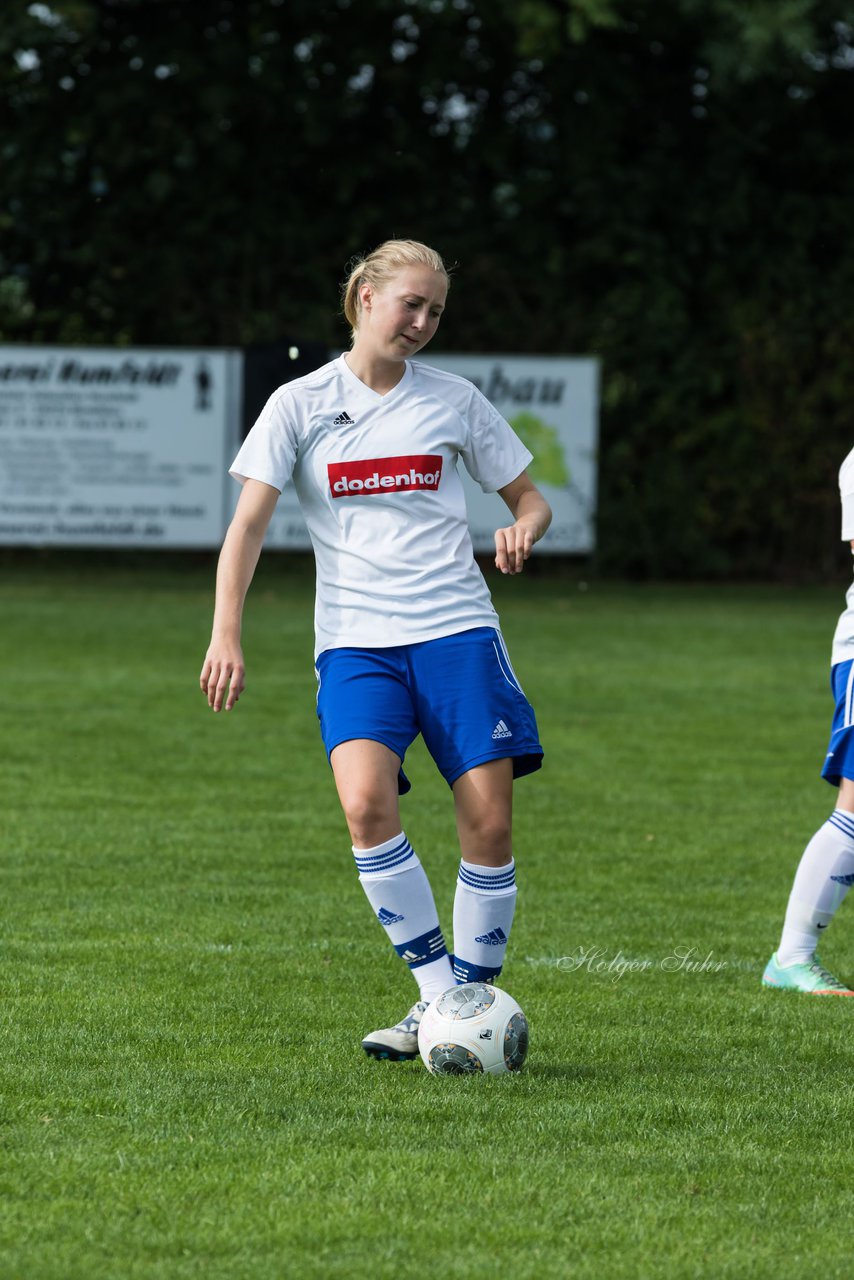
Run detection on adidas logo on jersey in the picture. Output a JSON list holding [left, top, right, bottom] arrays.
[[475, 927, 508, 946], [491, 719, 513, 740], [332, 410, 354, 426], [377, 906, 404, 925]]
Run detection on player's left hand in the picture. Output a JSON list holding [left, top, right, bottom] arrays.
[[494, 522, 535, 574]]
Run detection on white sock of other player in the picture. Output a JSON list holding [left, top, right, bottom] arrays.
[[777, 809, 854, 966], [451, 857, 517, 984], [354, 832, 454, 1003]]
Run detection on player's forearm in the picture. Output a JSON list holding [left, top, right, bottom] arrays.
[[210, 520, 265, 641], [510, 488, 552, 543]]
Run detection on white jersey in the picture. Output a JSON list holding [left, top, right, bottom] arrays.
[[831, 447, 854, 666], [230, 355, 533, 656]]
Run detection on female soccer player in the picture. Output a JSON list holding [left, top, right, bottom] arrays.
[[200, 239, 552, 1057], [763, 447, 854, 995]]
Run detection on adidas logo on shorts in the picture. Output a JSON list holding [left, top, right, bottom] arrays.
[[491, 719, 513, 740]]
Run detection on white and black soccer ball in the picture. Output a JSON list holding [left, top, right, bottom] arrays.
[[417, 982, 529, 1075]]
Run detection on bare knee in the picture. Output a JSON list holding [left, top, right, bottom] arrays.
[[839, 777, 854, 813], [330, 739, 401, 848], [453, 761, 514, 865], [457, 813, 513, 866], [341, 787, 400, 848]]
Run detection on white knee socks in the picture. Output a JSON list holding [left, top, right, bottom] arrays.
[[354, 832, 454, 1003], [451, 858, 517, 984], [777, 810, 854, 966]]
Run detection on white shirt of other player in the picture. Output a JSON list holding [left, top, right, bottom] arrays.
[[831, 447, 854, 666], [230, 355, 533, 657]]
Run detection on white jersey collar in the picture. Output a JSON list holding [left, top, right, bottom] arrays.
[[336, 353, 413, 404]]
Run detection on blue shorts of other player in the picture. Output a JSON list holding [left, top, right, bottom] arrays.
[[821, 659, 854, 787]]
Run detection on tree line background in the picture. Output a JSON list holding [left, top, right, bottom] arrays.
[[2, 0, 853, 579]]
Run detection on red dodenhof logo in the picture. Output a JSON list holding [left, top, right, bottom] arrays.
[[328, 454, 443, 498]]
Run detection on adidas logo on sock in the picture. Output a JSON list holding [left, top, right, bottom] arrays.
[[377, 906, 404, 925], [332, 410, 354, 426], [831, 873, 854, 887], [474, 927, 508, 945], [491, 719, 513, 740]]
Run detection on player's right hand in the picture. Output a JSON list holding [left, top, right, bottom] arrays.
[[199, 645, 245, 712]]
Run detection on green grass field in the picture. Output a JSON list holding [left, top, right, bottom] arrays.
[[4, 553, 854, 1279]]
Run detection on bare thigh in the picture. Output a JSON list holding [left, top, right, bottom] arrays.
[[330, 739, 402, 847], [452, 758, 514, 867]]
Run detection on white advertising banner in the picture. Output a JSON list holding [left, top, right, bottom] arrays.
[[261, 354, 599, 554], [419, 353, 599, 554], [0, 345, 240, 547]]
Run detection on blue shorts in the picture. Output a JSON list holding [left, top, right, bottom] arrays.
[[315, 626, 543, 794], [822, 660, 854, 787]]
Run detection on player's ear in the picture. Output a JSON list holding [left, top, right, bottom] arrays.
[[358, 281, 374, 312]]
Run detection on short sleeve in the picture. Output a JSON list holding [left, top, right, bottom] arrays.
[[458, 386, 533, 493], [229, 387, 300, 491], [841, 449, 854, 541]]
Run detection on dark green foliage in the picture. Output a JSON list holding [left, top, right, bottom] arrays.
[[1, 1, 853, 577]]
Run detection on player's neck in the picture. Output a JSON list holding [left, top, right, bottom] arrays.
[[343, 348, 406, 397]]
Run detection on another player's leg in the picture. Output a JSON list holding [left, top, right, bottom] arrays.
[[330, 739, 455, 1058], [763, 776, 854, 996], [451, 759, 518, 984]]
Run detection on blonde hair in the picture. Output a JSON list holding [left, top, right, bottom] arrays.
[[341, 239, 450, 342]]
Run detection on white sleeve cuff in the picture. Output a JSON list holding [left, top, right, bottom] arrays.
[[842, 490, 854, 541]]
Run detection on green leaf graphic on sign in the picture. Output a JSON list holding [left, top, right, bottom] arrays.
[[509, 413, 569, 486]]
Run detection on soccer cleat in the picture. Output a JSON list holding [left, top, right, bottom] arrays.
[[361, 1000, 428, 1061], [761, 952, 854, 996]]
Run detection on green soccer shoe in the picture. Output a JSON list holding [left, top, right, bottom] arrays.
[[762, 952, 854, 996]]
